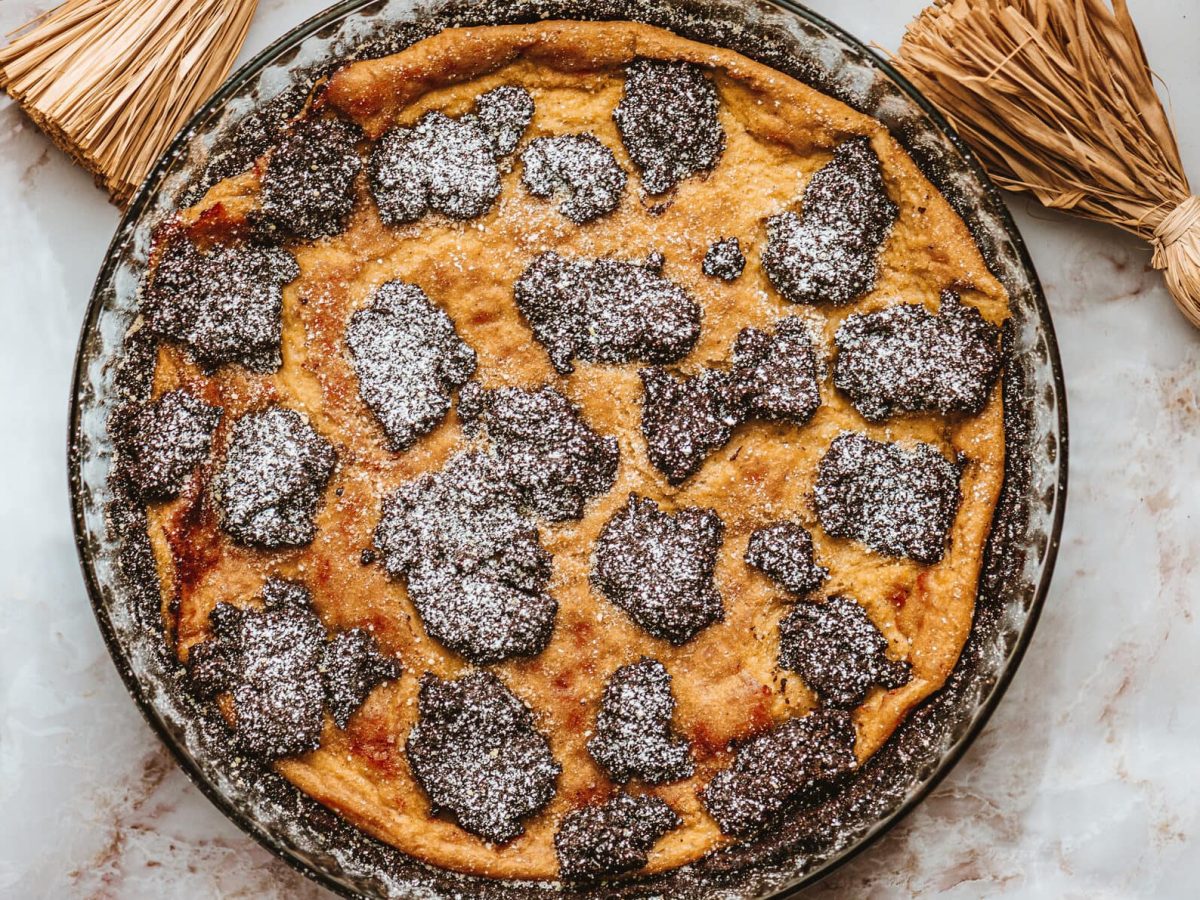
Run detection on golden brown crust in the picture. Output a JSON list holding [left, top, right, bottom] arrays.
[[144, 20, 1008, 881]]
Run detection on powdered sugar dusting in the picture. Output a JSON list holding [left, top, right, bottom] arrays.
[[513, 251, 701, 374], [814, 431, 963, 565], [761, 137, 898, 306], [591, 494, 724, 645], [345, 280, 477, 451], [587, 658, 694, 784], [368, 86, 533, 225], [613, 58, 725, 195], [257, 116, 363, 240], [555, 793, 681, 881], [142, 238, 299, 372], [122, 389, 222, 501], [700, 709, 857, 838], [520, 132, 627, 223], [744, 521, 828, 597], [834, 290, 1002, 422], [213, 406, 336, 548], [778, 595, 911, 709], [405, 670, 560, 844]]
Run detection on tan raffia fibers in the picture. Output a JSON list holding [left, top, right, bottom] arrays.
[[895, 0, 1200, 328], [0, 0, 258, 206]]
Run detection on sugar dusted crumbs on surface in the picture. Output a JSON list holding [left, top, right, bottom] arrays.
[[587, 658, 694, 784], [142, 237, 299, 372], [701, 709, 857, 838], [405, 670, 560, 843], [125, 389, 222, 501], [213, 406, 336, 549], [592, 494, 724, 645], [761, 137, 898, 306], [834, 291, 1002, 422], [814, 431, 963, 565], [345, 280, 477, 451], [778, 595, 911, 709], [258, 116, 363, 240], [613, 58, 725, 195], [555, 793, 681, 881], [514, 251, 702, 375], [521, 132, 627, 223], [744, 521, 828, 596]]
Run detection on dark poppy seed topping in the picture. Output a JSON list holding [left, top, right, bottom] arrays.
[[588, 658, 694, 784], [458, 382, 618, 522], [592, 494, 724, 645], [639, 366, 739, 486], [745, 521, 829, 596], [729, 316, 822, 425], [258, 117, 363, 240], [470, 84, 537, 158], [368, 86, 533, 225], [761, 137, 898, 306], [373, 452, 556, 664], [702, 237, 745, 281], [143, 238, 299, 372], [555, 794, 681, 881], [321, 629, 403, 728], [613, 59, 725, 195], [345, 280, 477, 451], [123, 389, 222, 501], [186, 578, 400, 759], [778, 595, 911, 709], [834, 291, 1003, 422], [514, 251, 701, 374], [521, 132, 627, 223], [405, 670, 560, 843], [214, 406, 336, 549], [814, 432, 963, 565], [701, 709, 857, 838]]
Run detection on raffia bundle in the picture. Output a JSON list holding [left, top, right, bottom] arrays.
[[0, 0, 258, 205], [895, 0, 1200, 327]]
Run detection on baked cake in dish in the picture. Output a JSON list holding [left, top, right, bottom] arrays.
[[113, 20, 1009, 884]]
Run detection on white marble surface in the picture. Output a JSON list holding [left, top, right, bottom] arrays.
[[1, 0, 1198, 896]]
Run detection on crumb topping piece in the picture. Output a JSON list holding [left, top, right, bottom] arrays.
[[588, 658, 694, 784], [258, 117, 363, 240], [592, 494, 724, 645], [214, 406, 336, 548], [143, 238, 299, 372], [521, 132, 627, 223], [834, 291, 1002, 422], [744, 521, 828, 596], [368, 86, 533, 225], [729, 317, 822, 425], [701, 709, 857, 838], [761, 137, 898, 306], [555, 793, 681, 881], [186, 578, 400, 759], [514, 251, 701, 374], [639, 366, 739, 486], [124, 389, 222, 501], [702, 237, 745, 281], [639, 316, 821, 484], [814, 432, 963, 565], [346, 280, 477, 451], [458, 382, 618, 522], [613, 59, 725, 195], [321, 628, 403, 728], [779, 595, 911, 709], [406, 670, 560, 843], [374, 452, 556, 664]]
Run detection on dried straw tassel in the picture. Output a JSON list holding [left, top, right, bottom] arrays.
[[0, 0, 258, 206], [894, 0, 1200, 328]]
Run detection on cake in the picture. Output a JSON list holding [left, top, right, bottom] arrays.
[[113, 19, 1009, 884]]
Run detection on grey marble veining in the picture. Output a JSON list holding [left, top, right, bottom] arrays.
[[1, 0, 1197, 896]]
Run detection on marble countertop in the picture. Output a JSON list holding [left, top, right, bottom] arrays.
[[2, 0, 1197, 896]]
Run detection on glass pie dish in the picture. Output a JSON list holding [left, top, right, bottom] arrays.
[[68, 0, 1068, 896]]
